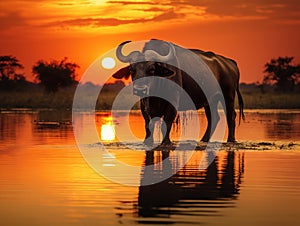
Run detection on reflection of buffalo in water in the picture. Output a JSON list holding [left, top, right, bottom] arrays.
[[137, 150, 244, 223]]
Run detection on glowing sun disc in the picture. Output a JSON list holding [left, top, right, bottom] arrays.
[[101, 57, 116, 69]]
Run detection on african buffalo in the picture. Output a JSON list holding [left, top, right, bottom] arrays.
[[112, 39, 245, 145]]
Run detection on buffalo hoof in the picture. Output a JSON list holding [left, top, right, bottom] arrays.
[[158, 139, 173, 148], [143, 138, 154, 146], [158, 142, 173, 150], [200, 138, 209, 143], [227, 138, 236, 143]]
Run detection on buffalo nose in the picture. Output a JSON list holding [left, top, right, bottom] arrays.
[[133, 85, 149, 97]]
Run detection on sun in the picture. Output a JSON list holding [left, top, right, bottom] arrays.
[[101, 57, 116, 69]]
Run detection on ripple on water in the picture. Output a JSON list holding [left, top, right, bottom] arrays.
[[85, 141, 300, 151]]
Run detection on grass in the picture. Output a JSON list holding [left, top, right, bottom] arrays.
[[0, 88, 75, 109], [0, 86, 299, 110], [0, 86, 139, 110], [240, 91, 300, 109]]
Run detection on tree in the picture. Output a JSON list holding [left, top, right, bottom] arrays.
[[263, 56, 300, 92], [0, 55, 24, 82], [32, 57, 79, 92]]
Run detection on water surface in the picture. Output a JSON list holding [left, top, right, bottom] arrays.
[[0, 110, 299, 226]]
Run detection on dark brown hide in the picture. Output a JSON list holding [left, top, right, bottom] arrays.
[[112, 40, 245, 144]]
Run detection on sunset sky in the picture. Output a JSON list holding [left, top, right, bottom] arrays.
[[1, 0, 299, 84]]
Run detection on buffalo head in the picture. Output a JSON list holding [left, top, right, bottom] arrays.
[[113, 40, 179, 97]]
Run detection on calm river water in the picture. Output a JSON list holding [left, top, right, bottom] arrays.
[[0, 109, 299, 226]]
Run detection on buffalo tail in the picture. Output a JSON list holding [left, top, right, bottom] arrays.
[[237, 86, 245, 125]]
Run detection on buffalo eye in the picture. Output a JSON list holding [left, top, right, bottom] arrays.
[[147, 68, 155, 75], [146, 65, 156, 76], [129, 66, 136, 75]]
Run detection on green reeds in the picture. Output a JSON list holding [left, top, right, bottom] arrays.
[[240, 91, 300, 109]]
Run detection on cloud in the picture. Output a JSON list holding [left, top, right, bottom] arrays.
[[106, 1, 158, 5], [169, 0, 300, 22], [0, 11, 28, 30], [31, 0, 300, 33], [49, 9, 184, 28], [54, 17, 147, 28], [105, 0, 298, 25], [107, 0, 300, 22], [153, 9, 184, 21], [0, 0, 299, 37]]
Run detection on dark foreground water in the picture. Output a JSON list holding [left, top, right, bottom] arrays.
[[0, 109, 299, 226]]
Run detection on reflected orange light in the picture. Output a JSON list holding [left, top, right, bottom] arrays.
[[100, 116, 116, 141]]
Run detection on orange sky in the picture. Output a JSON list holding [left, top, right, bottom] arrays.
[[0, 0, 299, 84]]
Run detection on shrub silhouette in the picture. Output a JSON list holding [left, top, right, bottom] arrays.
[[263, 56, 300, 92], [32, 57, 79, 92]]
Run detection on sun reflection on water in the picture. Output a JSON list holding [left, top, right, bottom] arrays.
[[100, 116, 116, 141]]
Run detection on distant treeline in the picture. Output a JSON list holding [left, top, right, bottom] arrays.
[[0, 54, 299, 109], [239, 83, 300, 109], [0, 81, 299, 110], [0, 80, 126, 109]]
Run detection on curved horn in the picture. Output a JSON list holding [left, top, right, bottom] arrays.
[[144, 42, 175, 62], [116, 40, 132, 63], [116, 41, 142, 63]]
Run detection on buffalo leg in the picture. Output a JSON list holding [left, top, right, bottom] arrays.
[[143, 118, 154, 145], [225, 100, 236, 142], [161, 107, 177, 146], [201, 104, 220, 142], [141, 104, 154, 145], [161, 120, 173, 145]]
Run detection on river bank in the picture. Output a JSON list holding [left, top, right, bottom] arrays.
[[1, 87, 299, 110]]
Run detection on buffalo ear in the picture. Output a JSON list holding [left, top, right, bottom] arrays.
[[112, 66, 131, 79]]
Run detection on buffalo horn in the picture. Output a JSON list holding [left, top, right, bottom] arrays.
[[144, 42, 175, 62], [116, 40, 140, 63]]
